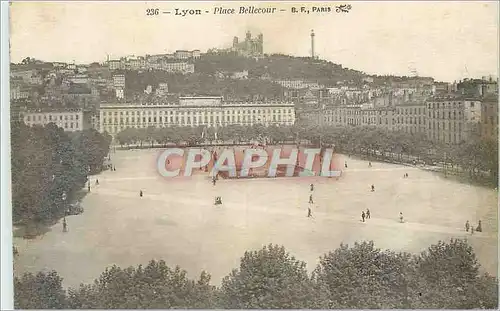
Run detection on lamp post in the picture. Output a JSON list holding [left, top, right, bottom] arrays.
[[62, 191, 67, 215]]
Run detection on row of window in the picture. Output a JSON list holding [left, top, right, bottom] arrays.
[[428, 121, 463, 132], [428, 110, 463, 119], [101, 109, 294, 116], [26, 114, 80, 122], [324, 116, 426, 125], [327, 103, 485, 117], [427, 102, 474, 109], [323, 116, 474, 140], [396, 108, 424, 115], [103, 114, 293, 125], [25, 121, 79, 129], [328, 109, 423, 116]]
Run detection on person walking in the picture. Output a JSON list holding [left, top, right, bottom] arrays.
[[368, 162, 372, 167], [465, 220, 470, 232], [476, 220, 482, 232], [62, 217, 67, 232], [345, 161, 348, 168], [139, 190, 143, 197], [310, 183, 314, 192], [96, 179, 99, 185], [361, 211, 366, 222], [399, 212, 404, 223], [309, 194, 314, 204], [366, 208, 371, 219], [307, 207, 312, 218], [371, 184, 375, 192]]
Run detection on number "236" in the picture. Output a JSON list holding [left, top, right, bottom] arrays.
[[146, 8, 159, 16]]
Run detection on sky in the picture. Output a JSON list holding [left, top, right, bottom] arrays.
[[9, 1, 499, 82]]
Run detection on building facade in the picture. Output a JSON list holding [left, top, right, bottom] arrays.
[[22, 109, 87, 132], [173, 50, 201, 59], [275, 80, 322, 90], [425, 97, 482, 144], [160, 62, 195, 74], [322, 105, 396, 130], [99, 97, 295, 135], [394, 102, 427, 134], [480, 95, 498, 141], [10, 85, 30, 100], [113, 74, 126, 89]]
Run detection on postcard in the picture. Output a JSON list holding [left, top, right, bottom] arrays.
[[5, 1, 498, 309]]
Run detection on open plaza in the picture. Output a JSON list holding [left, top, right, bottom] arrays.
[[13, 148, 498, 288]]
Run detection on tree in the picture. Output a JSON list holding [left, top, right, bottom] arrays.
[[11, 122, 110, 230], [312, 241, 412, 309], [14, 271, 67, 309], [146, 126, 157, 148], [410, 238, 487, 309], [67, 260, 215, 309], [218, 244, 328, 309], [116, 127, 135, 146]]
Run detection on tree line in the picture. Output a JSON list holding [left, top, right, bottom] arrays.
[[197, 52, 364, 85], [122, 71, 285, 100], [120, 53, 370, 99], [11, 122, 112, 232], [14, 239, 498, 309], [115, 124, 498, 184]]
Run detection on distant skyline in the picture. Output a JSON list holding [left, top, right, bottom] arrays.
[[10, 1, 499, 82]]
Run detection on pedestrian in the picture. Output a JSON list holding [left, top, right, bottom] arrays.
[[215, 196, 222, 205], [368, 162, 372, 167], [399, 212, 404, 223], [406, 173, 409, 178], [345, 161, 348, 168], [139, 190, 143, 197], [309, 194, 314, 204], [88, 184, 91, 192], [476, 220, 482, 232], [62, 217, 67, 232], [366, 208, 371, 219], [465, 220, 470, 232], [310, 184, 314, 191], [96, 179, 99, 185], [371, 184, 375, 192], [361, 211, 366, 222], [307, 207, 312, 218]]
